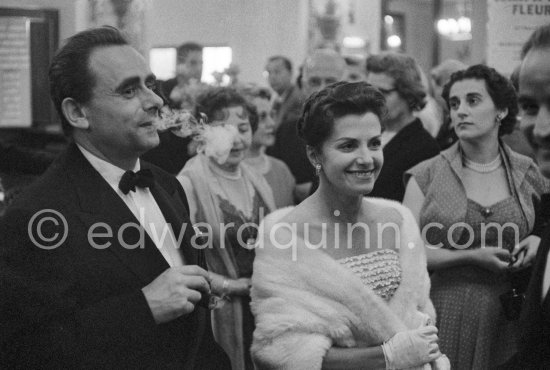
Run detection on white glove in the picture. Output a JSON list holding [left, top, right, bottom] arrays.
[[381, 326, 441, 370], [432, 354, 451, 370]]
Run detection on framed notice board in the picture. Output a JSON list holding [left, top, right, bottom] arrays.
[[0, 8, 58, 131]]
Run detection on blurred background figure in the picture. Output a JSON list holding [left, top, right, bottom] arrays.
[[404, 64, 549, 369], [301, 48, 346, 97], [430, 59, 468, 149], [268, 49, 347, 201], [501, 65, 536, 160], [225, 62, 241, 87], [415, 66, 444, 139], [265, 55, 303, 128], [240, 84, 296, 208], [178, 87, 276, 370], [142, 42, 205, 174], [366, 52, 440, 202], [160, 42, 206, 109], [343, 55, 366, 82]]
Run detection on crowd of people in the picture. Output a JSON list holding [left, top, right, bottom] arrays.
[[1, 21, 550, 370]]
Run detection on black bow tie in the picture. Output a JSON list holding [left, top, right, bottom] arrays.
[[119, 169, 155, 195]]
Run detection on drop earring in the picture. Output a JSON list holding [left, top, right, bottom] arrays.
[[315, 163, 322, 176]]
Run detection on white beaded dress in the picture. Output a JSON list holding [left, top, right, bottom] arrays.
[[338, 249, 402, 300]]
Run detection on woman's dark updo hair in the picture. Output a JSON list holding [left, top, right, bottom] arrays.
[[441, 64, 518, 136], [297, 81, 386, 150], [195, 86, 258, 132]]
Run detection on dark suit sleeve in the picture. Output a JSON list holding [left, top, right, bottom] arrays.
[[0, 208, 160, 368], [0, 144, 55, 175], [499, 228, 550, 370], [532, 194, 550, 237]]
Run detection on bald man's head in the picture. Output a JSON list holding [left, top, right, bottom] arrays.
[[302, 49, 346, 97]]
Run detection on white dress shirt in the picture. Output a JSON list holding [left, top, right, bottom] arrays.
[[78, 145, 184, 267]]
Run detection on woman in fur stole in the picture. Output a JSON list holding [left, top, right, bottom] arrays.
[[251, 82, 449, 369]]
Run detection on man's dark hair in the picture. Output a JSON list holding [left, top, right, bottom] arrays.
[[176, 42, 203, 64], [267, 55, 293, 73], [521, 23, 550, 59], [49, 26, 128, 136]]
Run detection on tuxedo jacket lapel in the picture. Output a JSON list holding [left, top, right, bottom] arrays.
[[147, 172, 199, 266], [64, 144, 169, 284]]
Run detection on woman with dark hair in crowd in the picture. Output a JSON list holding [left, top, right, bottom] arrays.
[[403, 64, 549, 369], [178, 87, 276, 370], [251, 81, 449, 369]]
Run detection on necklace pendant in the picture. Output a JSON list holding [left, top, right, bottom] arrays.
[[481, 207, 493, 218], [246, 237, 256, 249]]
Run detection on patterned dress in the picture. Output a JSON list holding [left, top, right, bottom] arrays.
[[428, 198, 528, 370], [406, 143, 549, 370], [338, 249, 402, 300]]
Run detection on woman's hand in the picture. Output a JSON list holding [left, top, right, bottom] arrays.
[[432, 354, 451, 370], [510, 235, 540, 271], [382, 326, 441, 369], [471, 247, 511, 273]]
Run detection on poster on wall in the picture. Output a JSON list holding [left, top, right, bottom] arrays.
[[487, 0, 550, 76], [0, 16, 31, 128]]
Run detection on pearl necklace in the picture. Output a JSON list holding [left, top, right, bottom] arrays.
[[463, 155, 503, 173], [209, 162, 242, 180]]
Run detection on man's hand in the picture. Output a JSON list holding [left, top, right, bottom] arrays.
[[141, 265, 211, 324]]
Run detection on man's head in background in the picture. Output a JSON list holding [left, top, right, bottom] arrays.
[[301, 49, 346, 98], [344, 56, 366, 82], [519, 23, 550, 177], [176, 42, 203, 83], [265, 56, 293, 96]]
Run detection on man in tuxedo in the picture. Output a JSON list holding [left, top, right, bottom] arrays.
[[501, 23, 550, 369], [0, 26, 230, 369]]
